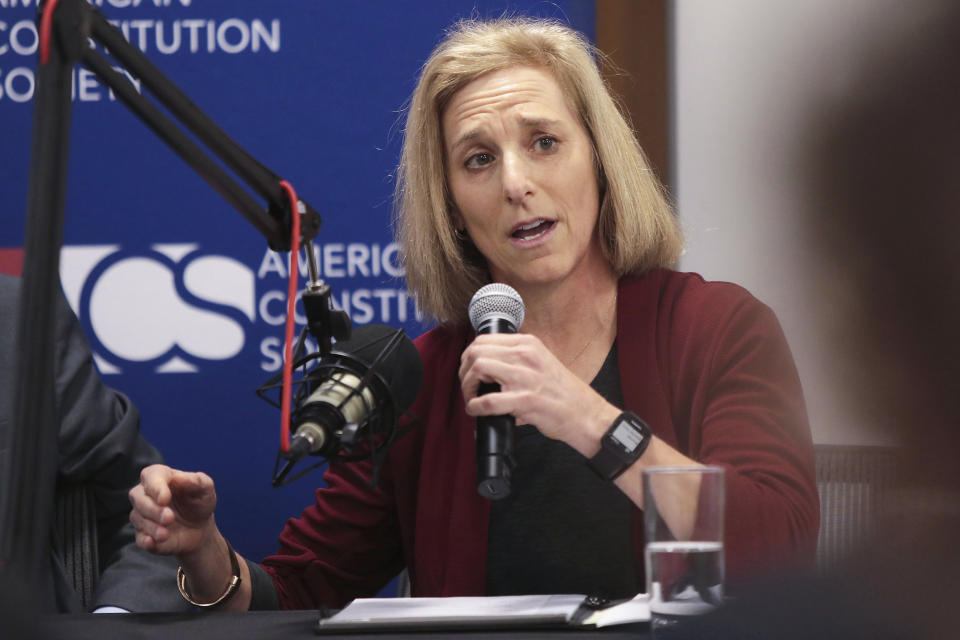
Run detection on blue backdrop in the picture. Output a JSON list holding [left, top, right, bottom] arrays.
[[1, 0, 594, 572]]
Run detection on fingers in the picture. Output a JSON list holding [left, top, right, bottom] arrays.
[[134, 529, 156, 553], [168, 470, 214, 494], [129, 466, 175, 527], [459, 334, 540, 392], [137, 465, 213, 504], [129, 482, 175, 526], [168, 471, 217, 524], [129, 467, 177, 553], [139, 464, 174, 507], [130, 506, 169, 548], [458, 334, 529, 377], [464, 387, 536, 420], [461, 357, 533, 410]]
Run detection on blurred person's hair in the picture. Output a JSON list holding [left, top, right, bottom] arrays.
[[395, 17, 682, 325], [804, 2, 960, 474], [795, 4, 960, 637]]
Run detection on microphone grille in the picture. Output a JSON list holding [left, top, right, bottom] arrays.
[[468, 283, 525, 331]]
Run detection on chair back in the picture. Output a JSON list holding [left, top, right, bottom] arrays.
[[814, 444, 901, 573]]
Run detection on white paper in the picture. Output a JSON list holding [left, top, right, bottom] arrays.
[[320, 594, 586, 627]]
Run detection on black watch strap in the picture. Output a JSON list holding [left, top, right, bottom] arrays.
[[588, 411, 652, 481]]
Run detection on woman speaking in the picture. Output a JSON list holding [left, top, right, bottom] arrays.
[[129, 17, 818, 610]]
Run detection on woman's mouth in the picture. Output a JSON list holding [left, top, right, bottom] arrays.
[[511, 219, 556, 242]]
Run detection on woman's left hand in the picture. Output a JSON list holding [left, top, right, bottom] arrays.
[[458, 333, 619, 457]]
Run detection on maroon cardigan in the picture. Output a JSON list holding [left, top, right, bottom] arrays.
[[261, 270, 819, 609]]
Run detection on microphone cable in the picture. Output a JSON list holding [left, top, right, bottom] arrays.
[[278, 179, 301, 454]]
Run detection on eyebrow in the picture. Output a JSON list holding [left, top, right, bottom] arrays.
[[449, 117, 564, 154]]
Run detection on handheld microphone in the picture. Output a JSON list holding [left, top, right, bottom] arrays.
[[468, 283, 526, 500], [285, 324, 423, 464]]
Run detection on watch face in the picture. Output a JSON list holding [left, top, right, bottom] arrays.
[[610, 419, 644, 452]]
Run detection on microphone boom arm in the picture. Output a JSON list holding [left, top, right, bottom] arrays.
[[3, 0, 328, 596], [72, 0, 321, 247]]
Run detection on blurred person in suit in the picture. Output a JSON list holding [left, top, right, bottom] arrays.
[[0, 274, 187, 613]]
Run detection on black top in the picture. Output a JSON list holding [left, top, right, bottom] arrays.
[[485, 344, 640, 599]]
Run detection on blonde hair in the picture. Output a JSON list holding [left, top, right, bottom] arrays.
[[395, 17, 683, 325]]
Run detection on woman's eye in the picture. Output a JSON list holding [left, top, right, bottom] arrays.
[[466, 153, 494, 168], [535, 137, 556, 151]]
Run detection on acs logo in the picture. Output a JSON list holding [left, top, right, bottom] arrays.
[[60, 244, 256, 374]]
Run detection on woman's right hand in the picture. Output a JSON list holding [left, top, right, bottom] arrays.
[[128, 464, 219, 557]]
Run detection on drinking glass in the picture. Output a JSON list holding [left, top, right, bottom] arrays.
[[643, 466, 725, 636]]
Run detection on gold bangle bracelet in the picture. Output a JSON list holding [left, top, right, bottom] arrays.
[[177, 542, 242, 608]]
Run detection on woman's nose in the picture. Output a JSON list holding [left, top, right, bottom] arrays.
[[501, 153, 533, 204]]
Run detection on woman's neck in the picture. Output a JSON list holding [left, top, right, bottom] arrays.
[[516, 268, 619, 382]]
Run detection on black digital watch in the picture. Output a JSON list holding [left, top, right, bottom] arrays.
[[587, 411, 652, 480]]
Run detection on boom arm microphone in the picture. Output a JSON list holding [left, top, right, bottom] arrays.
[[468, 283, 526, 500], [273, 324, 422, 486]]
